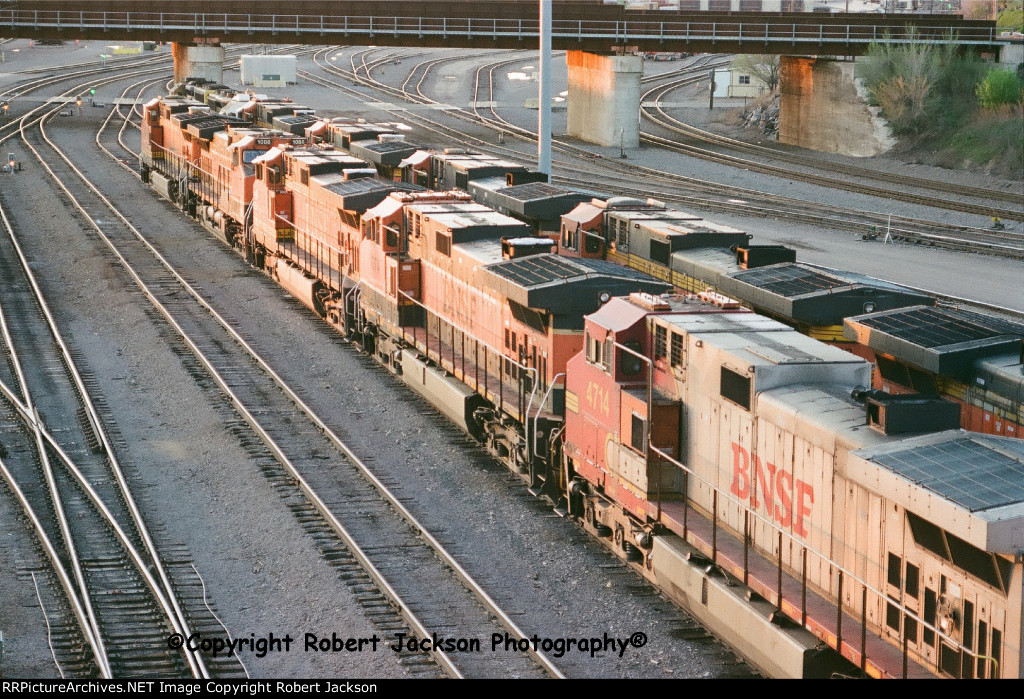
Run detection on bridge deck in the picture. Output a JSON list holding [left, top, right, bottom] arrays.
[[2, 5, 1004, 55]]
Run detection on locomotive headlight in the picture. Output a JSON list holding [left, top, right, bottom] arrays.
[[864, 302, 876, 313], [598, 291, 611, 304]]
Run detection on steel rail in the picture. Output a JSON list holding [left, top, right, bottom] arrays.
[[0, 452, 103, 674], [310, 50, 1024, 258], [87, 81, 566, 681], [639, 80, 1024, 221], [641, 78, 1024, 208], [0, 247, 109, 677], [14, 88, 213, 679]]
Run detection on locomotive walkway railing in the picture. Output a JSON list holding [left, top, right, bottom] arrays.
[[647, 442, 999, 679], [1, 9, 1006, 50], [247, 207, 549, 427]]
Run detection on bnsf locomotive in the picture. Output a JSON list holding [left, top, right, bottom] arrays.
[[399, 148, 1024, 443], [141, 88, 1024, 679]]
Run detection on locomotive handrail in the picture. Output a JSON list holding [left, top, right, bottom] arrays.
[[533, 372, 564, 459], [213, 187, 548, 422], [392, 285, 543, 420], [646, 442, 996, 677]]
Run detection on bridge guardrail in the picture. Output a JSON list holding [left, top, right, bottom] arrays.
[[0, 10, 1003, 46]]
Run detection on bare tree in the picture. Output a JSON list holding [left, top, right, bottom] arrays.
[[732, 55, 781, 93]]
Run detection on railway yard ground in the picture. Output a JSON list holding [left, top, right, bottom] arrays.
[[0, 38, 1021, 679]]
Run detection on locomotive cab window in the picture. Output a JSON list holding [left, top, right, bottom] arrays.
[[720, 367, 751, 411], [630, 414, 646, 453], [586, 333, 605, 367], [563, 225, 576, 250], [619, 340, 644, 377], [584, 231, 603, 255]]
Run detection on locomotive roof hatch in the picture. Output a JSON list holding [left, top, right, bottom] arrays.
[[844, 305, 1024, 379], [483, 256, 670, 315], [721, 263, 935, 327], [850, 431, 1024, 555]]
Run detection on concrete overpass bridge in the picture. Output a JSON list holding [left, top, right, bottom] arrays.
[[1, 2, 1005, 56], [3, 2, 1009, 168]]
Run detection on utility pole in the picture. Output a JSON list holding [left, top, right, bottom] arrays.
[[538, 0, 552, 181]]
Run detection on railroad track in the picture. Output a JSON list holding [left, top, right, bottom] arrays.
[[0, 193, 214, 678], [304, 49, 1024, 259], [640, 76, 1024, 221], [640, 74, 1024, 209], [20, 73, 567, 680]]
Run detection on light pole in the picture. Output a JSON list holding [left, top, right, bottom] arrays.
[[538, 0, 552, 181]]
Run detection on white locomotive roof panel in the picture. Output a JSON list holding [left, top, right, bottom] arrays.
[[611, 210, 702, 223], [428, 210, 526, 230], [662, 313, 863, 366], [850, 431, 1024, 553], [408, 202, 492, 215], [758, 384, 880, 445], [453, 239, 504, 266], [860, 434, 1024, 513], [660, 311, 784, 334]]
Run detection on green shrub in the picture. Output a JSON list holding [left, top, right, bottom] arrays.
[[997, 9, 1023, 29], [857, 30, 957, 133], [976, 69, 1023, 108], [855, 32, 1021, 176]]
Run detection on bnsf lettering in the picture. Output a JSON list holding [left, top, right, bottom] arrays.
[[729, 443, 814, 537]]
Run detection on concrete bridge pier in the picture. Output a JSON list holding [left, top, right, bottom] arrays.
[[778, 55, 894, 158], [566, 50, 643, 149], [172, 42, 225, 84]]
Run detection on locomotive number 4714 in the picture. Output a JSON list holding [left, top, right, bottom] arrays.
[[585, 381, 611, 417]]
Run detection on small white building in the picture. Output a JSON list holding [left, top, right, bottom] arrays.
[[713, 62, 771, 99], [240, 55, 297, 87]]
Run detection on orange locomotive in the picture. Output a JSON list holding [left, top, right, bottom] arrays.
[[140, 91, 1024, 678], [563, 292, 1023, 678]]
